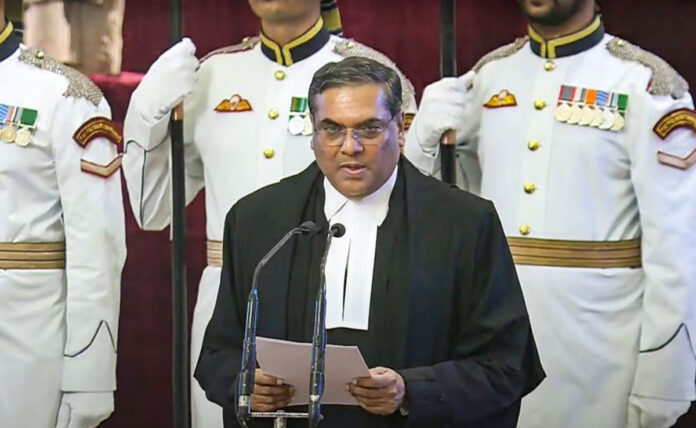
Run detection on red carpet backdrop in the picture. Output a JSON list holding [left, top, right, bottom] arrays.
[[98, 1, 696, 426]]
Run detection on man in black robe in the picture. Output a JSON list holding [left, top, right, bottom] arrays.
[[195, 56, 544, 427]]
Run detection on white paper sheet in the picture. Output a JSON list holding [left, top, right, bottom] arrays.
[[256, 337, 371, 406]]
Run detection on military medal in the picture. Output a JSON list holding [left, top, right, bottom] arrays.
[[0, 125, 16, 143], [555, 86, 574, 122], [555, 103, 572, 122], [567, 105, 583, 125], [566, 87, 584, 124], [579, 106, 595, 126], [0, 104, 13, 142], [611, 93, 629, 132], [599, 108, 615, 130], [288, 96, 309, 136], [0, 104, 38, 145], [610, 113, 625, 132], [578, 89, 597, 126], [590, 108, 605, 127], [557, 86, 628, 132], [590, 91, 609, 128], [14, 128, 32, 146], [287, 114, 305, 136]]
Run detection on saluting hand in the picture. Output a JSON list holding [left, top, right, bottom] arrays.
[[251, 369, 295, 412], [348, 367, 406, 416]]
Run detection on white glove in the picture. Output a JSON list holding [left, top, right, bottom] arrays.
[[412, 70, 476, 152], [55, 392, 114, 428], [131, 37, 199, 123], [627, 395, 692, 428]]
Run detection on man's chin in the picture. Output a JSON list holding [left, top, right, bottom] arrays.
[[333, 181, 368, 199], [520, 0, 555, 21]]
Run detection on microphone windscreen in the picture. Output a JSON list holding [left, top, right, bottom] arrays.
[[330, 223, 346, 238], [298, 221, 322, 236]]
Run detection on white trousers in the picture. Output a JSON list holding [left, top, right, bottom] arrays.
[[0, 270, 66, 427]]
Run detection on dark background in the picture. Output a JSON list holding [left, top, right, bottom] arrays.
[[100, 1, 696, 426]]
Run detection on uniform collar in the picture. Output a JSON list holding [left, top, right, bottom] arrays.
[[260, 17, 330, 67], [0, 21, 20, 63], [528, 15, 604, 59]]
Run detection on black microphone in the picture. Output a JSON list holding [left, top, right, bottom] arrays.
[[236, 221, 321, 426], [308, 223, 346, 427]]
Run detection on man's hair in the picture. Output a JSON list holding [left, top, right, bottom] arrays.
[[308, 56, 402, 119]]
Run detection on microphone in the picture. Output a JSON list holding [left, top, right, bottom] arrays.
[[308, 223, 346, 427], [236, 221, 321, 425]]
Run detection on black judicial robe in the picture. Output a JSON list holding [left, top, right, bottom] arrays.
[[195, 157, 544, 427]]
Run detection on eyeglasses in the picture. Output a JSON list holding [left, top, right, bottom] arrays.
[[314, 116, 395, 147]]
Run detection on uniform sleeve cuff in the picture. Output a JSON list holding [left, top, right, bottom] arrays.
[[61, 323, 117, 392]]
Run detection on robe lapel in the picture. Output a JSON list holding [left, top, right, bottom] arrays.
[[367, 162, 410, 369], [401, 157, 455, 366], [256, 163, 323, 339]]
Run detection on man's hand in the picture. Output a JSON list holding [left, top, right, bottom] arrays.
[[251, 369, 295, 412], [348, 367, 406, 416], [131, 37, 199, 123], [412, 70, 476, 150], [55, 392, 114, 428]]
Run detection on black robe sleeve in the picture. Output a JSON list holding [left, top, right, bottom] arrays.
[[194, 207, 245, 411], [400, 202, 544, 427]]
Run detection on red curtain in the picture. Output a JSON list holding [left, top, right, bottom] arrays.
[[102, 1, 696, 426]]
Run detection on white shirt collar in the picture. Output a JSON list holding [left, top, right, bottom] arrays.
[[323, 165, 398, 225]]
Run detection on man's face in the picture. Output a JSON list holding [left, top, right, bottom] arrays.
[[312, 84, 404, 199], [518, 0, 589, 26], [248, 0, 320, 23]]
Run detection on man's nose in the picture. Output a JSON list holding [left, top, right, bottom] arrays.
[[339, 131, 364, 155]]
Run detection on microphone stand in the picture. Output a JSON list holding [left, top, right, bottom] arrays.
[[309, 223, 345, 427], [236, 221, 320, 427]]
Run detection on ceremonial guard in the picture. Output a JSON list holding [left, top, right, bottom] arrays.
[[121, 1, 415, 427], [0, 9, 126, 428], [406, 2, 696, 427]]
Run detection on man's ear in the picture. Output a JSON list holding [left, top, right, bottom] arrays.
[[396, 112, 406, 148]]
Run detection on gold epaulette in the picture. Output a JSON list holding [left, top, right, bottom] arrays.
[[201, 36, 260, 63], [606, 38, 689, 100], [473, 37, 528, 73], [19, 48, 103, 107], [333, 39, 416, 110]]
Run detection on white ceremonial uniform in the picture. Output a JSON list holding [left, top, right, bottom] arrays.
[[121, 17, 416, 428], [0, 23, 125, 428], [406, 16, 696, 428]]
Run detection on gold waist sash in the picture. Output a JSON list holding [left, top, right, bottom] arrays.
[[207, 240, 223, 268], [0, 242, 66, 269], [507, 237, 641, 268]]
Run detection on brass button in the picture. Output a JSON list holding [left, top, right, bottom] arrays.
[[274, 70, 286, 81], [267, 109, 280, 120], [523, 182, 537, 194], [263, 148, 275, 159], [534, 99, 547, 110], [527, 140, 541, 151], [519, 224, 532, 236], [346, 41, 355, 49], [35, 50, 45, 59], [544, 60, 555, 71], [616, 39, 626, 47]]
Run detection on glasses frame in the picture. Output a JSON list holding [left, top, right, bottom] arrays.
[[313, 114, 398, 147]]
